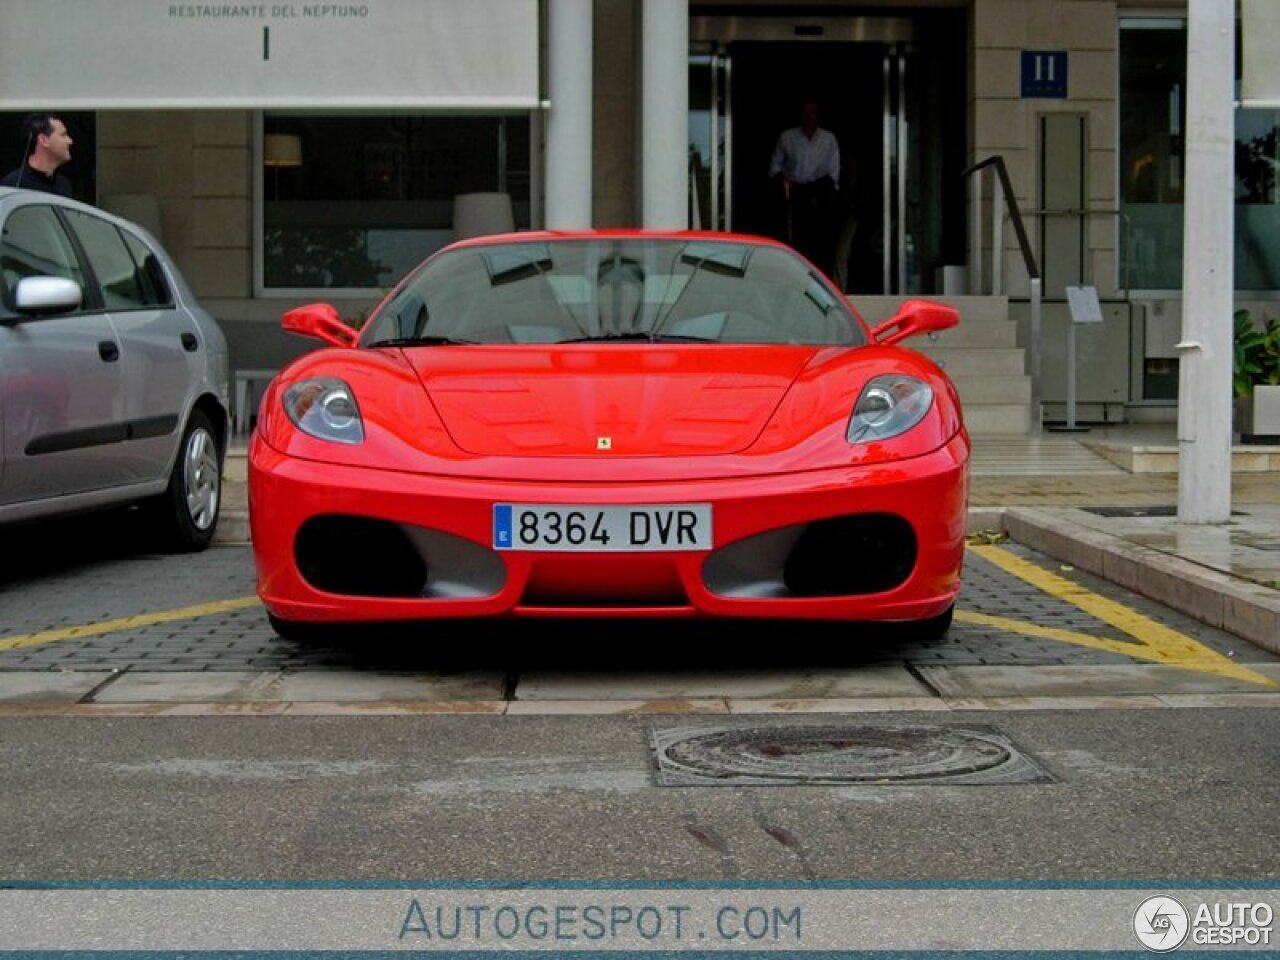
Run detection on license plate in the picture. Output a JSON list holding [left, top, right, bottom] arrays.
[[493, 504, 713, 552]]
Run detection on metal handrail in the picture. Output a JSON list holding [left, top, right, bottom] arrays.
[[963, 155, 1043, 431], [962, 156, 1040, 283]]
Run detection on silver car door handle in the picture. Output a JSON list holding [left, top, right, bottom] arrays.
[[98, 340, 120, 362]]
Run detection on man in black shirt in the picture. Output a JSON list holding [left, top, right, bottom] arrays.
[[0, 113, 74, 198]]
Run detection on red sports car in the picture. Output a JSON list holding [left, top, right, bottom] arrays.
[[249, 232, 968, 640]]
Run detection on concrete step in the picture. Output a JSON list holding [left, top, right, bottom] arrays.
[[922, 318, 1019, 348], [909, 346, 1027, 377], [961, 404, 1033, 435], [852, 294, 1011, 326], [949, 376, 1032, 405], [225, 449, 248, 482]]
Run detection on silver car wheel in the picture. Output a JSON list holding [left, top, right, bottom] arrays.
[[183, 426, 221, 532]]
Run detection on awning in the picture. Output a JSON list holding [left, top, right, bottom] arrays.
[[1242, 0, 1280, 109], [0, 0, 539, 111]]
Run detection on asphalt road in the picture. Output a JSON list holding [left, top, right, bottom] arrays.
[[1, 708, 1278, 881]]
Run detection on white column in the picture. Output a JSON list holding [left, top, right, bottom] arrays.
[[1177, 0, 1235, 524], [642, 0, 688, 229], [545, 0, 593, 229]]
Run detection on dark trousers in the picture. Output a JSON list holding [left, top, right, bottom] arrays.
[[785, 178, 840, 277]]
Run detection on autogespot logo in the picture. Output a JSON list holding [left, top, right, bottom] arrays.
[[1134, 895, 1190, 952]]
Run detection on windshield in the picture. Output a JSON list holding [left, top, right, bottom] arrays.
[[362, 238, 865, 347]]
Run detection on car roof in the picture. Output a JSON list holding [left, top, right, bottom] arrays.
[[444, 229, 794, 252], [0, 186, 165, 248]]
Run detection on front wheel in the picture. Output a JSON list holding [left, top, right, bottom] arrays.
[[150, 409, 222, 551], [268, 613, 340, 645], [897, 604, 954, 642]]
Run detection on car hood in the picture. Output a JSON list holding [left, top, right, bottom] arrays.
[[403, 345, 819, 457]]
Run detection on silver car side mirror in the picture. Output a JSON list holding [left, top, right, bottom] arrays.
[[14, 276, 83, 315]]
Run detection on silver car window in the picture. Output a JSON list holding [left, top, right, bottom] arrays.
[[118, 229, 173, 307], [62, 209, 153, 311], [0, 205, 87, 312]]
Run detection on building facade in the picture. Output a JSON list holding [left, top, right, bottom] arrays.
[[1, 0, 1275, 431]]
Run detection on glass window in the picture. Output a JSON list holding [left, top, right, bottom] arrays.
[[1119, 18, 1188, 290], [0, 205, 86, 313], [1119, 17, 1280, 291], [119, 229, 173, 306], [364, 238, 864, 347], [261, 113, 531, 291], [63, 209, 153, 310], [1235, 106, 1280, 290]]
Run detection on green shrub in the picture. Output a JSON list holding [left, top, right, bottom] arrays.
[[1233, 309, 1280, 398]]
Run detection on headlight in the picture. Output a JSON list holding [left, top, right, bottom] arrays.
[[847, 375, 933, 443], [283, 378, 364, 445]]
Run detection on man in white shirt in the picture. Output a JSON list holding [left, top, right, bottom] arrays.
[[769, 100, 842, 277]]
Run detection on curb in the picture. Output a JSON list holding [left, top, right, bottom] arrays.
[[1001, 506, 1280, 656], [215, 510, 249, 545]]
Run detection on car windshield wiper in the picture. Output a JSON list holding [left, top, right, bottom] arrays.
[[559, 333, 653, 343], [369, 335, 480, 347], [559, 333, 718, 344]]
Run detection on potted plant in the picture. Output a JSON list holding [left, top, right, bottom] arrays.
[[1234, 309, 1280, 443]]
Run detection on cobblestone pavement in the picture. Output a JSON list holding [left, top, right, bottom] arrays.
[[1, 508, 1275, 678]]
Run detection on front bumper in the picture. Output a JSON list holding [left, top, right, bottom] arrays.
[[249, 434, 969, 623]]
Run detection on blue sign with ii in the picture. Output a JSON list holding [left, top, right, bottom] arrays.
[[1021, 50, 1068, 98]]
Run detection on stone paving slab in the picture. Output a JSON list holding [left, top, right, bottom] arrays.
[[89, 671, 275, 703], [917, 663, 1280, 699], [512, 665, 931, 701], [0, 671, 113, 704], [90, 670, 507, 704]]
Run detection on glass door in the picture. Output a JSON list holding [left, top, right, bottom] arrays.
[[688, 13, 962, 295], [886, 42, 922, 294], [689, 46, 732, 232]]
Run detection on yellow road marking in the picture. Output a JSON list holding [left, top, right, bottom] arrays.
[[967, 544, 1276, 687], [0, 596, 261, 652]]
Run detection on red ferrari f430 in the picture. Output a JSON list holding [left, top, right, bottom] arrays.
[[249, 233, 968, 639]]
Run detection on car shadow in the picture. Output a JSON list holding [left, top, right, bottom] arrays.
[[0, 507, 166, 584], [275, 616, 924, 674]]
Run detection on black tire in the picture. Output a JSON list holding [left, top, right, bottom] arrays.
[[268, 613, 336, 645], [151, 408, 222, 552], [898, 603, 955, 642]]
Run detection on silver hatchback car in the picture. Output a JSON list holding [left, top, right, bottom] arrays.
[[0, 188, 229, 550]]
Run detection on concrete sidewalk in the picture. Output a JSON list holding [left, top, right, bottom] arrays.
[[219, 430, 1280, 654]]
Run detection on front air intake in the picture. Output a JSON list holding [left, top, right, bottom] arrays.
[[295, 515, 428, 598], [782, 514, 917, 597]]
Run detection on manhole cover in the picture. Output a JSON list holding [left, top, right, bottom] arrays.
[[651, 724, 1053, 786]]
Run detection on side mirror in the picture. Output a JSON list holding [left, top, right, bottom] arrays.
[[13, 276, 82, 316], [870, 299, 959, 346], [282, 303, 358, 348]]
